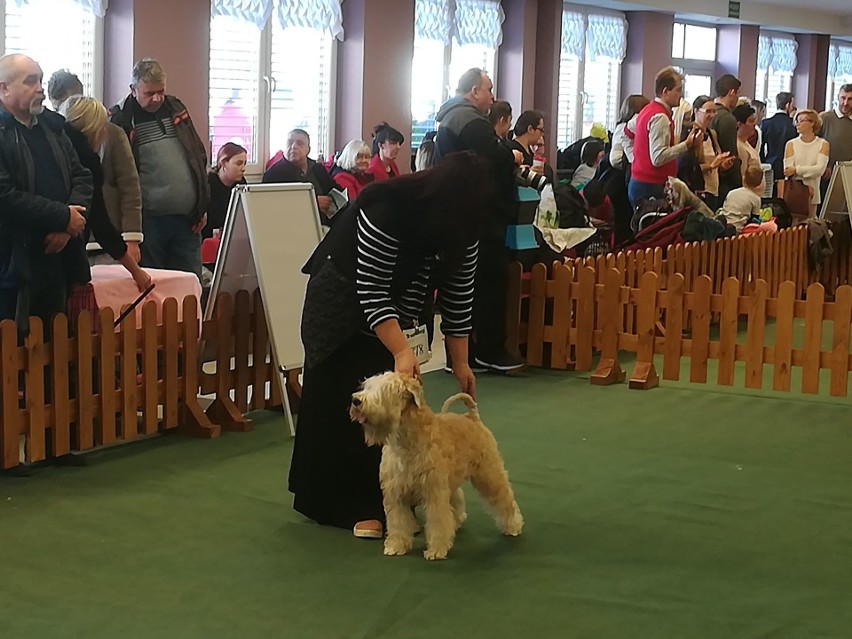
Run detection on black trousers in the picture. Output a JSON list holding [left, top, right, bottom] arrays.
[[473, 238, 510, 358]]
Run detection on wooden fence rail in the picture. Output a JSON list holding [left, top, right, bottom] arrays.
[[0, 290, 283, 470]]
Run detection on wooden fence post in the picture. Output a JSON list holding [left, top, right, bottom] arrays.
[[662, 273, 685, 381], [744, 279, 768, 390], [829, 285, 852, 397], [550, 262, 573, 370], [772, 281, 795, 392], [629, 271, 659, 390], [801, 282, 825, 395], [590, 268, 625, 385], [179, 297, 222, 438], [24, 317, 46, 463], [51, 314, 71, 457]]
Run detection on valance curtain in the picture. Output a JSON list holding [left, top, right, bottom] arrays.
[[829, 43, 852, 78], [12, 0, 108, 18], [414, 0, 504, 48], [757, 33, 798, 74], [211, 0, 343, 39], [453, 0, 504, 48], [211, 0, 271, 29], [561, 6, 627, 62]]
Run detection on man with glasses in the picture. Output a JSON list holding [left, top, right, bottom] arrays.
[[761, 92, 797, 194]]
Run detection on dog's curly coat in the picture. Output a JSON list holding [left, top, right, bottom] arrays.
[[350, 372, 523, 560]]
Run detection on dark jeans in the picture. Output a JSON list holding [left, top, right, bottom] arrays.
[[627, 179, 665, 208], [473, 238, 510, 358], [0, 288, 16, 321], [141, 214, 202, 280]]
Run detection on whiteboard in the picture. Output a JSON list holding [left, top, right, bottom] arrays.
[[206, 182, 324, 373], [820, 161, 852, 224]]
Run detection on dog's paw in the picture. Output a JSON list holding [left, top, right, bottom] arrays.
[[501, 512, 524, 537], [383, 537, 412, 556], [423, 547, 449, 561]]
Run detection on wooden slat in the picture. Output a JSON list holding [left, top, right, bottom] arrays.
[[141, 301, 159, 434], [75, 312, 95, 450], [120, 311, 137, 440], [162, 298, 180, 428], [51, 315, 71, 457], [744, 279, 767, 389], [0, 320, 21, 469], [801, 282, 825, 395], [24, 317, 46, 463], [251, 290, 270, 410], [575, 266, 596, 371], [829, 285, 852, 396], [550, 264, 572, 369], [662, 273, 684, 381], [689, 276, 712, 384], [772, 281, 796, 392], [215, 293, 234, 397], [526, 263, 547, 367], [717, 278, 739, 386], [233, 289, 251, 412], [98, 308, 117, 446]]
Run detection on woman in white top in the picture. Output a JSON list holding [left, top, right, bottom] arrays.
[[783, 109, 830, 217], [609, 94, 649, 170], [733, 103, 762, 183]]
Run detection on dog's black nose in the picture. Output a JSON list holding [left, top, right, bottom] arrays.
[[351, 397, 362, 407]]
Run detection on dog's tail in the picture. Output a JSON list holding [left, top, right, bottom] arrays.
[[441, 393, 479, 419]]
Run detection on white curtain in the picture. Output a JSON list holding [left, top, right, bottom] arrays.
[[211, 0, 271, 29], [757, 34, 772, 72], [769, 36, 797, 74], [415, 0, 454, 44], [560, 9, 585, 60], [453, 0, 504, 48], [12, 0, 108, 18], [586, 11, 627, 62], [274, 0, 344, 40], [836, 45, 852, 78]]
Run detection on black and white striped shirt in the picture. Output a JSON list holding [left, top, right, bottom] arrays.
[[355, 209, 478, 336]]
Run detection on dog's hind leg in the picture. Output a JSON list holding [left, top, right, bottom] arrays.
[[422, 488, 457, 560], [451, 487, 467, 530], [470, 453, 524, 537]]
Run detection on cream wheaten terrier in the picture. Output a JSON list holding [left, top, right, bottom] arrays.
[[350, 372, 523, 560]]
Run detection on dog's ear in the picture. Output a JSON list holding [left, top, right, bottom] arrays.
[[402, 375, 424, 408]]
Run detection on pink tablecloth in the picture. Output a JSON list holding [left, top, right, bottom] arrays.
[[90, 265, 202, 325]]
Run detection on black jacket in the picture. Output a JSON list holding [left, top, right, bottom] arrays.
[[0, 106, 92, 326], [435, 97, 516, 241], [109, 95, 210, 225], [761, 112, 797, 180]]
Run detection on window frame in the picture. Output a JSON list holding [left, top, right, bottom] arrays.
[[671, 20, 717, 104], [208, 13, 337, 180], [0, 0, 105, 102], [755, 31, 795, 117]]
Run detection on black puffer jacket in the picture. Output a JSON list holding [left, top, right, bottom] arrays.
[[0, 106, 93, 325]]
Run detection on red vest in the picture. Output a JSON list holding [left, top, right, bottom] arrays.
[[631, 100, 678, 185]]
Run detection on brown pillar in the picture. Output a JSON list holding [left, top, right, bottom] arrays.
[[794, 35, 831, 112], [336, 0, 415, 170], [533, 0, 563, 164], [622, 12, 674, 99], [716, 24, 759, 99], [497, 0, 538, 113]]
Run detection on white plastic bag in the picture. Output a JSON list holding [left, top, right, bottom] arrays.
[[535, 183, 558, 229]]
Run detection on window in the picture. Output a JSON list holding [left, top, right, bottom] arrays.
[[3, 0, 103, 99], [208, 0, 339, 174], [826, 41, 852, 112], [755, 33, 797, 117], [671, 22, 716, 105], [556, 7, 626, 148], [410, 0, 503, 148]]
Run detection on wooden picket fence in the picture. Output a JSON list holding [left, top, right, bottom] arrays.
[[0, 290, 283, 470], [509, 261, 852, 397]]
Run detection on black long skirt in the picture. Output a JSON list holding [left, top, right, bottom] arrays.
[[288, 332, 393, 529]]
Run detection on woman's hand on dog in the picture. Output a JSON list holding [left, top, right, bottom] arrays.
[[394, 348, 420, 379], [453, 363, 477, 399]]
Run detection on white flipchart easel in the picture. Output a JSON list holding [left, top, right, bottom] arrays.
[[819, 161, 852, 225], [205, 183, 324, 435]]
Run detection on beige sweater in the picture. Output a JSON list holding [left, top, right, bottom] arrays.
[[102, 123, 143, 242]]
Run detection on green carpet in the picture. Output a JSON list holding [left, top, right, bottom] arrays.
[[2, 370, 852, 638]]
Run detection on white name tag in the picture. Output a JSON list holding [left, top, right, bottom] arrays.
[[403, 324, 431, 365]]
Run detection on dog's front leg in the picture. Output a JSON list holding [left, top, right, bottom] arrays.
[[422, 489, 456, 560], [383, 489, 417, 557]]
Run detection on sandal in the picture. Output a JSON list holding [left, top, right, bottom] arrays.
[[353, 520, 383, 539]]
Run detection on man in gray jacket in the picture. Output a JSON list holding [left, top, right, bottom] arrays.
[[436, 68, 524, 373]]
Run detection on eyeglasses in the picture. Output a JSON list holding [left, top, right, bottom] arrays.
[[535, 126, 545, 133]]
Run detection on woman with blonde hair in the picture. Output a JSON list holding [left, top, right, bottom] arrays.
[[783, 109, 830, 217], [60, 95, 151, 293], [329, 139, 374, 199]]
